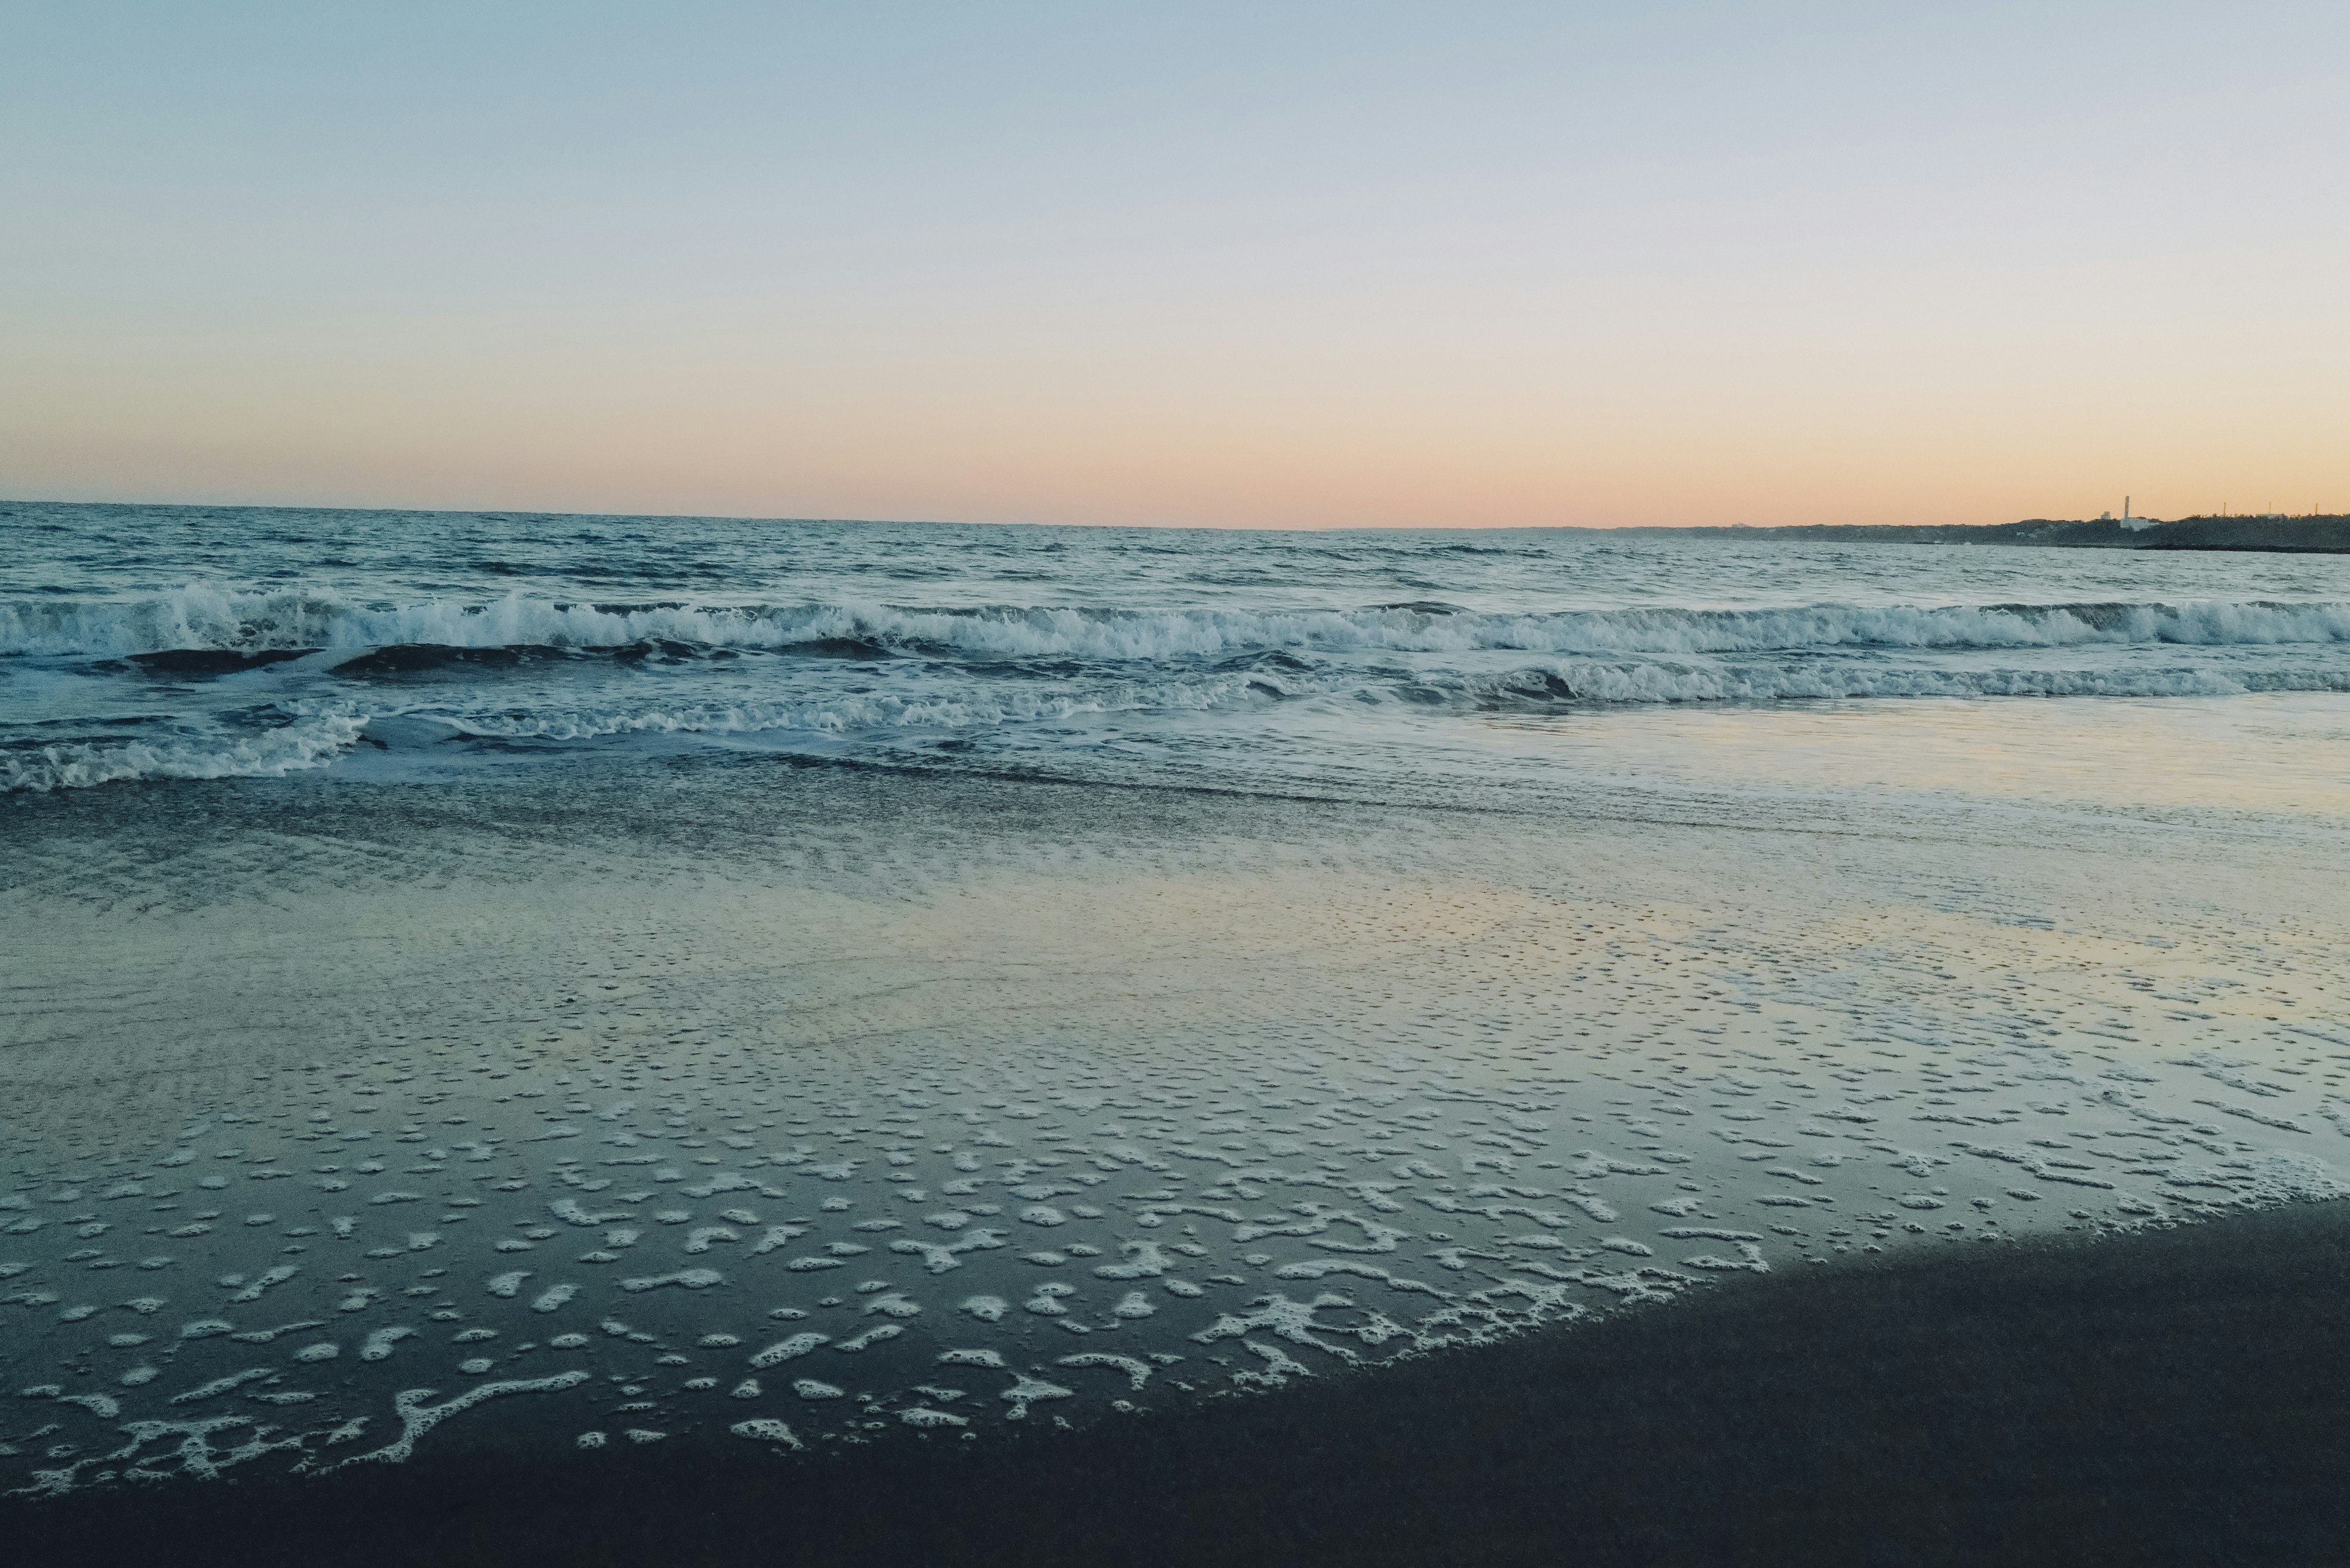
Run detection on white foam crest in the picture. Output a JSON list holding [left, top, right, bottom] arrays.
[[13, 588, 2350, 660], [1, 714, 368, 793]]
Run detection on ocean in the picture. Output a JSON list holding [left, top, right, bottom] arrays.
[[6, 500, 2350, 1557], [11, 500, 2350, 802]]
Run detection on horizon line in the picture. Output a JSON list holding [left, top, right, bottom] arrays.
[[6, 496, 2244, 534]]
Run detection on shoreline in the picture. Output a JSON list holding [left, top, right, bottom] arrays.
[[15, 1198, 2350, 1566], [7, 752, 2349, 1563], [1610, 515, 2350, 553]]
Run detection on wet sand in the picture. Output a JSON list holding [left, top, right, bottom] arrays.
[[17, 1197, 2350, 1567], [7, 759, 2350, 1561]]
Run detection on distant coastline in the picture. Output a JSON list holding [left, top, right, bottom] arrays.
[[1614, 515, 2350, 553]]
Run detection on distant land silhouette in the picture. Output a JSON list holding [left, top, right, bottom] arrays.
[[1611, 515, 2350, 553]]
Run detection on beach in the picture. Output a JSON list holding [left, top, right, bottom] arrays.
[[7, 737, 2350, 1564], [7, 509, 2350, 1561], [21, 1196, 2350, 1567], [11, 4, 2346, 1558]]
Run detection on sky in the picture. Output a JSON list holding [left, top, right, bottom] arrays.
[[2, 2, 2345, 529]]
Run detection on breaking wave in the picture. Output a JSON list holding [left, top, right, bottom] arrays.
[[13, 552, 2350, 793], [20, 652, 2350, 794], [1, 713, 369, 793], [10, 588, 2350, 663]]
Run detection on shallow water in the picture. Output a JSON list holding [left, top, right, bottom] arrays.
[[5, 506, 2350, 1501]]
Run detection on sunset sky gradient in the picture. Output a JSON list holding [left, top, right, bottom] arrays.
[[4, 2, 2344, 528]]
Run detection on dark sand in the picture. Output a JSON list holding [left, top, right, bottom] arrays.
[[18, 1201, 2350, 1567]]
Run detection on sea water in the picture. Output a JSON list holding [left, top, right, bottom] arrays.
[[6, 501, 2350, 1497], [10, 501, 2350, 799]]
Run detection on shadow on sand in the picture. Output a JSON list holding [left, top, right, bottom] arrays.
[[19, 1201, 2350, 1567]]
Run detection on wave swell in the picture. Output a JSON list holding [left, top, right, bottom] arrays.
[[12, 588, 2350, 663]]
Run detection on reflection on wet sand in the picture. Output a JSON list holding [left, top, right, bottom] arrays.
[[7, 758, 2349, 1498]]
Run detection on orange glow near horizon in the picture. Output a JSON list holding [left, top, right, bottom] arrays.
[[10, 346, 2339, 529]]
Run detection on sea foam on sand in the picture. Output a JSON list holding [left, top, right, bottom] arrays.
[[4, 758, 2349, 1499]]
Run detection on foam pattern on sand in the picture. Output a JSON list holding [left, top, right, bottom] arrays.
[[7, 980, 2349, 1493], [7, 752, 2350, 1498]]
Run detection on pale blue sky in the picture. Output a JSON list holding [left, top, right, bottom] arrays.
[[4, 3, 2344, 525]]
